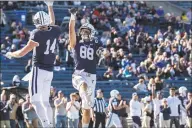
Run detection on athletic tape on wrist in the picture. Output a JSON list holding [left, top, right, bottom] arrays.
[[71, 14, 76, 20]]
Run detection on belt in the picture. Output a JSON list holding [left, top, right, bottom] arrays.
[[74, 70, 91, 77]]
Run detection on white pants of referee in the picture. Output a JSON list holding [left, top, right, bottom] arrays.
[[28, 66, 53, 127], [106, 113, 122, 128]]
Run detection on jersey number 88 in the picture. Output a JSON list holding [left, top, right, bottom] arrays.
[[80, 46, 94, 60]]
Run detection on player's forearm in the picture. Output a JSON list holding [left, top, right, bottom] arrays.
[[10, 50, 23, 58], [69, 18, 76, 48], [186, 102, 192, 110], [48, 6, 55, 25]]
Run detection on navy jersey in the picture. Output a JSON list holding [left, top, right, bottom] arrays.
[[72, 37, 102, 74], [110, 98, 119, 114], [30, 26, 61, 71]]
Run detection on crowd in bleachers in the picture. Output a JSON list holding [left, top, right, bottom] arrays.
[[1, 1, 192, 128]]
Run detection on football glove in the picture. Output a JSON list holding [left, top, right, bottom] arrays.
[[44, 0, 54, 6], [69, 8, 78, 15], [5, 52, 13, 59]]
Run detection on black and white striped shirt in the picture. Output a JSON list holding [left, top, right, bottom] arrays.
[[92, 97, 107, 113]]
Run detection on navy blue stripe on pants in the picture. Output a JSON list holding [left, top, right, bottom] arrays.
[[35, 67, 38, 93], [31, 67, 38, 96], [31, 67, 35, 96]]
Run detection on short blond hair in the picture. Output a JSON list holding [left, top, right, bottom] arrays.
[[70, 93, 77, 99]]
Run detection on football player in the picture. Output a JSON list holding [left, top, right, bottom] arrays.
[[5, 1, 61, 127], [106, 90, 123, 128], [68, 8, 107, 127]]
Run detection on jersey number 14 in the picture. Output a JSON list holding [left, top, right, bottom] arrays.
[[44, 38, 57, 55], [80, 46, 94, 60]]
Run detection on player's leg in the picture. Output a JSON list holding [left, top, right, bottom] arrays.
[[81, 75, 96, 128], [80, 82, 91, 128], [28, 67, 48, 127], [113, 114, 122, 128], [40, 71, 54, 127], [105, 113, 113, 128]]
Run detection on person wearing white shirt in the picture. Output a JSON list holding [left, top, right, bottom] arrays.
[[142, 96, 152, 128], [152, 89, 162, 128], [130, 92, 142, 128], [167, 88, 181, 128], [133, 79, 148, 93], [66, 93, 80, 128]]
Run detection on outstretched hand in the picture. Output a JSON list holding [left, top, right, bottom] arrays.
[[5, 52, 13, 59], [69, 8, 78, 15], [44, 0, 54, 6]]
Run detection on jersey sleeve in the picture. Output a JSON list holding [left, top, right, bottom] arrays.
[[112, 99, 118, 106], [95, 39, 104, 57], [29, 30, 38, 42]]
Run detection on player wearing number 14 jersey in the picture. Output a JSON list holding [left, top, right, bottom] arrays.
[[69, 8, 105, 128], [5, 2, 61, 127]]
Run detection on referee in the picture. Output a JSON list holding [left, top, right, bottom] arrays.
[[89, 89, 107, 128]]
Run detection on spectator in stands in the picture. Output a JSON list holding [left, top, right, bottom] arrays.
[[10, 44, 17, 52], [22, 94, 38, 128], [187, 62, 192, 77], [137, 62, 148, 75], [66, 93, 80, 128], [147, 78, 155, 91], [150, 6, 156, 15], [16, 99, 25, 128], [186, 91, 192, 128], [142, 96, 152, 128], [54, 91, 67, 128], [1, 43, 7, 55], [4, 36, 12, 50], [103, 66, 114, 80], [116, 68, 123, 80], [123, 66, 133, 78], [130, 92, 142, 128], [154, 76, 163, 91], [121, 55, 129, 70], [159, 98, 171, 128], [0, 91, 11, 128], [163, 26, 174, 41], [156, 6, 164, 17], [133, 78, 148, 93], [181, 12, 188, 22], [8, 94, 18, 128], [167, 87, 181, 128], [186, 8, 192, 22], [0, 9, 7, 27]]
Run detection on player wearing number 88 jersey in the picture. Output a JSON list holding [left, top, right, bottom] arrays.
[[69, 8, 104, 128]]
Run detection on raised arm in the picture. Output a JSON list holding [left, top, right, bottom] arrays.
[[5, 40, 39, 59], [69, 8, 77, 48], [44, 0, 55, 25]]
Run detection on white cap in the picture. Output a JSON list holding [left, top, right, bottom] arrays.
[[132, 92, 137, 97], [145, 96, 150, 102]]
